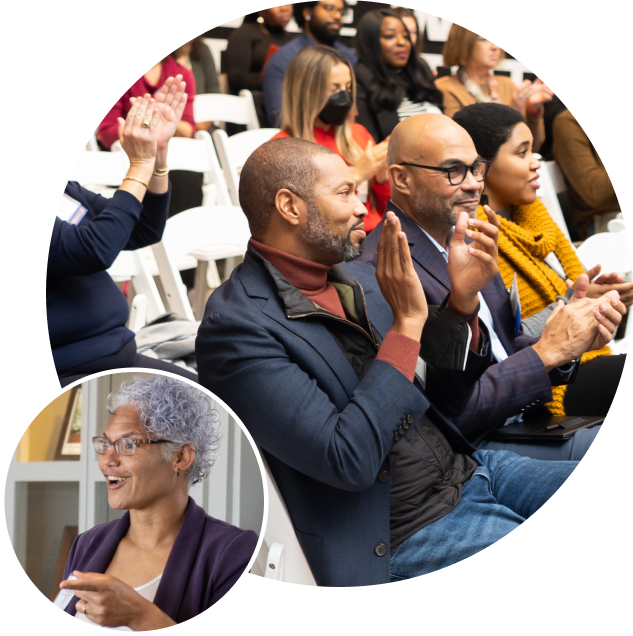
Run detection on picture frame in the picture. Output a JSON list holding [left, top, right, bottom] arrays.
[[55, 387, 82, 460]]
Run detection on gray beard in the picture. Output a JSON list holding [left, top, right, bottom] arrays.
[[300, 204, 363, 263]]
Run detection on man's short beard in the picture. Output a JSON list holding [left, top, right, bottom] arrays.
[[300, 203, 363, 262], [413, 189, 480, 228], [309, 21, 340, 46]]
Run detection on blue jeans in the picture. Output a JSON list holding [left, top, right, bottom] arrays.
[[390, 449, 577, 581], [478, 426, 600, 461]]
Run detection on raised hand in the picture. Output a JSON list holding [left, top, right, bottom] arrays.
[[130, 74, 188, 150], [351, 138, 390, 186], [60, 571, 174, 630], [117, 95, 159, 167], [567, 263, 633, 307], [447, 205, 500, 313], [376, 211, 428, 342]]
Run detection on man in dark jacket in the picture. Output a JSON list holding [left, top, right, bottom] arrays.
[[195, 137, 578, 586], [360, 113, 625, 461]]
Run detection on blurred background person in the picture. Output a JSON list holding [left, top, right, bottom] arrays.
[[48, 83, 198, 386], [263, 1, 356, 127], [391, 6, 423, 54], [59, 376, 258, 628], [354, 8, 443, 143], [272, 45, 389, 231], [225, 6, 294, 129], [454, 102, 629, 417], [172, 36, 220, 97], [438, 25, 552, 151], [553, 108, 621, 239]]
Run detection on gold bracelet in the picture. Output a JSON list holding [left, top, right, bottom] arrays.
[[153, 166, 169, 177], [122, 176, 149, 188]]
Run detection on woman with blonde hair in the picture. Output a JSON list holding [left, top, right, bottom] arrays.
[[437, 24, 552, 151], [271, 45, 390, 231]]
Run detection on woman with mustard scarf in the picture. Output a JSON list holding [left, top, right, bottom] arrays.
[[453, 103, 629, 417]]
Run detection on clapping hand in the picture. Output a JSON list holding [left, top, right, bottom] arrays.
[[60, 571, 175, 630], [447, 205, 500, 313], [352, 138, 390, 186], [567, 264, 633, 307], [130, 75, 188, 151], [117, 95, 159, 167]]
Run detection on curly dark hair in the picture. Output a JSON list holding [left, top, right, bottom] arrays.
[[452, 103, 526, 161], [355, 8, 443, 112]]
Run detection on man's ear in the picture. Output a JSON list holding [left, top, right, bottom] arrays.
[[389, 164, 411, 196], [274, 189, 305, 227]]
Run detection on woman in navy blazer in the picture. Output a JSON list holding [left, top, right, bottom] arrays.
[[47, 78, 196, 386], [58, 376, 258, 629]]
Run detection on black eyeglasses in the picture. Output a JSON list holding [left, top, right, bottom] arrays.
[[399, 160, 491, 185], [92, 436, 173, 456]]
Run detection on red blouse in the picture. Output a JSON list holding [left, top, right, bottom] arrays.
[[272, 123, 390, 231], [97, 56, 196, 150]]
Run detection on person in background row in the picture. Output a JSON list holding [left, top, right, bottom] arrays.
[[59, 376, 258, 628], [354, 8, 443, 143], [437, 25, 552, 152], [391, 6, 422, 54], [48, 80, 197, 386], [225, 7, 294, 95], [263, 0, 356, 127], [553, 109, 621, 238], [272, 45, 390, 231], [98, 56, 196, 150], [173, 36, 220, 97], [453, 102, 629, 417]]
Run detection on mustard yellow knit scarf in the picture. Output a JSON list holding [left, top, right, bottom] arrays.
[[477, 199, 610, 415]]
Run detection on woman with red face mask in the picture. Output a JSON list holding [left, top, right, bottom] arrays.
[[271, 45, 390, 231]]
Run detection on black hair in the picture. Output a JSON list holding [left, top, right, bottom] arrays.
[[355, 8, 443, 112], [239, 137, 337, 238], [293, 1, 349, 29], [453, 103, 526, 161]]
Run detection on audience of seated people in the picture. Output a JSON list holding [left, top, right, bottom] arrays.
[[552, 108, 622, 239], [272, 45, 389, 231], [453, 103, 629, 417], [436, 24, 552, 152], [263, 1, 356, 127], [354, 8, 443, 143], [49, 80, 197, 386], [360, 112, 625, 460]]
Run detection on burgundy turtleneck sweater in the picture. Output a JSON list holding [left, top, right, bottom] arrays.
[[251, 239, 421, 381]]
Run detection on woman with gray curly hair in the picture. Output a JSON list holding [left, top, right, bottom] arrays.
[[58, 375, 259, 630]]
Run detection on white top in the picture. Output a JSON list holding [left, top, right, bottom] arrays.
[[419, 227, 510, 363], [74, 574, 163, 631], [397, 97, 442, 122]]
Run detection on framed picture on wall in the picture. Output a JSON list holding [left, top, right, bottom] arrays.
[[55, 387, 82, 460]]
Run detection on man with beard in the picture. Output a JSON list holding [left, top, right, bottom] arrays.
[[195, 137, 582, 587], [263, 1, 356, 126], [360, 113, 625, 461]]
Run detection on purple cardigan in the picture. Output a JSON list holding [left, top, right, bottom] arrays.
[[62, 497, 258, 622]]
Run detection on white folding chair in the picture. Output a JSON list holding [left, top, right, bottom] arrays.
[[576, 230, 633, 354], [68, 148, 130, 197], [152, 205, 251, 320], [212, 128, 280, 206], [112, 130, 232, 206], [253, 455, 317, 585], [193, 90, 260, 130], [537, 157, 571, 241], [608, 217, 626, 233]]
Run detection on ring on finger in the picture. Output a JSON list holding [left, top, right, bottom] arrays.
[[141, 119, 151, 128], [82, 600, 88, 614]]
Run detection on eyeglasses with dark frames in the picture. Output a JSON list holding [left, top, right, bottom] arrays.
[[92, 436, 173, 456], [399, 160, 491, 185]]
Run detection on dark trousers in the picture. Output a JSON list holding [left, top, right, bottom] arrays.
[[58, 338, 198, 387]]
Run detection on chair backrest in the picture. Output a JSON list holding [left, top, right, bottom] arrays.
[[608, 218, 627, 233], [151, 205, 251, 321], [258, 454, 317, 585], [535, 155, 571, 241], [576, 230, 632, 277], [68, 149, 129, 188], [542, 160, 567, 195], [212, 128, 280, 206], [112, 131, 232, 206], [193, 90, 260, 129]]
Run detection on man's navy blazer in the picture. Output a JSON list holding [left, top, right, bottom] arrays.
[[360, 201, 561, 442], [196, 248, 493, 586]]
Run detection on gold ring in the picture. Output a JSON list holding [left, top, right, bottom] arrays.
[[82, 600, 88, 614], [141, 119, 150, 128]]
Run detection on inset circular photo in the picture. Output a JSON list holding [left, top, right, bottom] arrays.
[[5, 370, 265, 630]]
